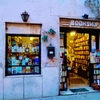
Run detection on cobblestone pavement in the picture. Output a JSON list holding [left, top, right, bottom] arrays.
[[25, 92, 100, 100]]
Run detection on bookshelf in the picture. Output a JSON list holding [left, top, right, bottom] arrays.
[[60, 50, 67, 90], [93, 64, 100, 84], [60, 33, 67, 91], [74, 33, 90, 78]]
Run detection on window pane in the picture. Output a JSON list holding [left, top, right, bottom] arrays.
[[6, 35, 41, 76]]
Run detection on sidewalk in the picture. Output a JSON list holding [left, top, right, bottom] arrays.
[[25, 92, 100, 100]]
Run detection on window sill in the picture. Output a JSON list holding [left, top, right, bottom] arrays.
[[4, 74, 42, 78]]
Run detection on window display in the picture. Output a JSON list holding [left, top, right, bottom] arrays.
[[6, 34, 41, 75]]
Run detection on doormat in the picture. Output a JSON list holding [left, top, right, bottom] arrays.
[[70, 88, 89, 93], [70, 78, 85, 84]]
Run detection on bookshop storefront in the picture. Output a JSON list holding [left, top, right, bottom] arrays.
[[59, 18, 100, 91]]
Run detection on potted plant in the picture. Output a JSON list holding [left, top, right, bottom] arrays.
[[48, 28, 56, 35], [42, 35, 48, 42]]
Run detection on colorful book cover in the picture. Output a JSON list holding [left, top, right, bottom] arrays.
[[7, 67, 12, 74], [26, 66, 30, 73], [30, 67, 34, 73], [34, 57, 39, 65], [22, 59, 26, 66], [12, 67, 17, 74], [35, 66, 39, 73], [12, 57, 16, 65], [22, 67, 26, 73], [17, 66, 22, 74], [36, 46, 39, 53]]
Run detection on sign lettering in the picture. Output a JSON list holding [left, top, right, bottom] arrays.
[[70, 20, 99, 27]]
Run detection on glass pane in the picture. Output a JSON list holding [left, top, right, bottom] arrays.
[[6, 35, 41, 75]]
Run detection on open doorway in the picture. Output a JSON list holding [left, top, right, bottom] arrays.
[[60, 29, 90, 89], [66, 31, 90, 88], [59, 27, 100, 94]]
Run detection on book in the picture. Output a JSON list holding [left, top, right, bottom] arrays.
[[12, 57, 16, 65], [7, 67, 12, 74], [26, 66, 30, 73], [35, 66, 39, 73], [22, 59, 26, 66], [17, 66, 22, 74], [12, 67, 17, 74], [30, 67, 34, 73], [34, 57, 39, 65], [28, 59, 32, 65], [22, 67, 26, 73]]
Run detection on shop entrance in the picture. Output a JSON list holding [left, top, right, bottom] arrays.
[[60, 27, 99, 94], [66, 30, 90, 88]]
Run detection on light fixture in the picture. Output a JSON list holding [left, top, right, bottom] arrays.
[[82, 14, 88, 19], [70, 40, 73, 43], [30, 37, 33, 40], [21, 11, 29, 22], [70, 31, 75, 36]]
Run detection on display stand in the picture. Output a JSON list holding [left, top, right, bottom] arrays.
[[90, 50, 100, 90]]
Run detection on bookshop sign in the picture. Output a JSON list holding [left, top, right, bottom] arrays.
[[60, 18, 100, 29]]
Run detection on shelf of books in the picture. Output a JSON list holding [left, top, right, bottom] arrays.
[[74, 33, 89, 76], [6, 34, 41, 75], [60, 50, 67, 91], [93, 64, 100, 84], [90, 50, 100, 85], [60, 33, 67, 91]]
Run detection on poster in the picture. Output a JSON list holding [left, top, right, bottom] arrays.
[[91, 35, 96, 52]]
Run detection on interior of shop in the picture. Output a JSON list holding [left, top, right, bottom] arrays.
[[60, 30, 90, 89], [66, 31, 90, 88], [60, 28, 100, 95]]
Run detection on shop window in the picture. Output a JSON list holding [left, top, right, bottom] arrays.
[[6, 34, 41, 76]]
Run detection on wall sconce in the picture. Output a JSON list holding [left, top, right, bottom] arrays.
[[82, 14, 88, 19], [21, 11, 29, 22]]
